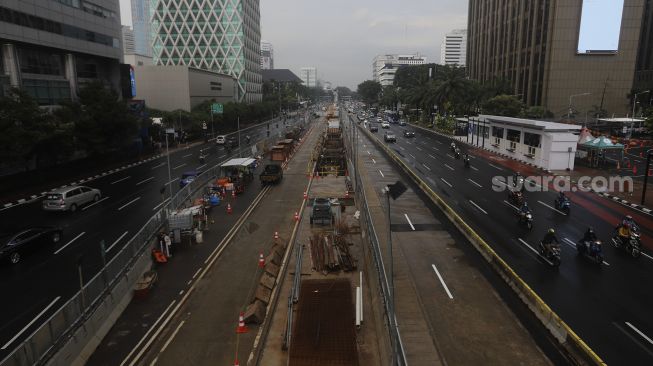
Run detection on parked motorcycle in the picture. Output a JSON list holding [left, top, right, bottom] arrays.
[[518, 211, 533, 230], [577, 240, 604, 265], [538, 241, 561, 267], [611, 230, 642, 258], [554, 196, 571, 215]]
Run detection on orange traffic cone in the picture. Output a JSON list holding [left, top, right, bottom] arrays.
[[258, 253, 265, 268], [633, 165, 638, 175], [234, 360, 239, 366], [274, 231, 279, 240], [227, 203, 232, 214], [293, 212, 299, 221], [236, 312, 248, 334]]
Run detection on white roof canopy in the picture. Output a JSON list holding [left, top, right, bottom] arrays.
[[221, 158, 256, 167]]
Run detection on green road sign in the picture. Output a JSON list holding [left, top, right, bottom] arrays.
[[211, 103, 223, 114]]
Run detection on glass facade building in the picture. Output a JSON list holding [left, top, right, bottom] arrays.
[[151, 0, 262, 102]]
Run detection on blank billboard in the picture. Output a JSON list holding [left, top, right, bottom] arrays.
[[577, 0, 625, 54]]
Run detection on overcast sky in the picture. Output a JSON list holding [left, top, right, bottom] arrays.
[[119, 0, 468, 90]]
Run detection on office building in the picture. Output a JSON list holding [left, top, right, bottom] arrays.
[[131, 0, 152, 57], [133, 65, 236, 112], [372, 54, 426, 86], [151, 0, 262, 102], [441, 29, 466, 66], [261, 40, 273, 70], [261, 69, 302, 86], [122, 26, 135, 54], [300, 67, 317, 87], [123, 54, 153, 67], [467, 0, 647, 117], [0, 0, 122, 105], [634, 0, 653, 92]]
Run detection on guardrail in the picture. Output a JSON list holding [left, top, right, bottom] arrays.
[[358, 118, 606, 365], [0, 115, 306, 366], [342, 115, 408, 366]]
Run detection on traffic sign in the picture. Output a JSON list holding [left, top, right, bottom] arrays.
[[202, 122, 207, 130], [211, 103, 223, 114]]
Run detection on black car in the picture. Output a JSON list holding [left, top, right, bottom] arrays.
[[369, 124, 378, 132], [403, 130, 415, 138], [226, 136, 239, 148], [0, 227, 63, 264]]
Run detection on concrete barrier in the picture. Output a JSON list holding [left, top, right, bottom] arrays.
[[357, 121, 606, 365]]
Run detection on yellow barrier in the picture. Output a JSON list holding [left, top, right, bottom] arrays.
[[357, 122, 607, 366]]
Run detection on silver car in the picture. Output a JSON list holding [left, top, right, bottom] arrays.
[[42, 186, 102, 212]]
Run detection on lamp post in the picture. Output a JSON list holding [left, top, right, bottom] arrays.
[[568, 93, 591, 120], [629, 90, 650, 140], [642, 151, 652, 205]]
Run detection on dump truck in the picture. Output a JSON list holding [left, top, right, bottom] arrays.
[[259, 164, 283, 185]]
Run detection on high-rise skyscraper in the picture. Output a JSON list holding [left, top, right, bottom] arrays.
[[131, 0, 152, 57], [151, 0, 262, 102], [122, 26, 135, 54], [372, 54, 426, 86], [300, 67, 317, 87], [260, 40, 273, 70], [467, 0, 647, 117], [441, 29, 466, 66]]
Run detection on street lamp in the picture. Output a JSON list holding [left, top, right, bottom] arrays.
[[629, 90, 650, 140], [568, 93, 591, 120]]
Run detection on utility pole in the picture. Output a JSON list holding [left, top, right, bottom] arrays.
[[629, 90, 650, 140], [568, 93, 591, 120]]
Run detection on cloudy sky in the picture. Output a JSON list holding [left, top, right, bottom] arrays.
[[119, 0, 468, 89]]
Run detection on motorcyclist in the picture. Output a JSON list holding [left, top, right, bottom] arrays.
[[542, 228, 560, 254], [621, 215, 637, 231], [463, 153, 470, 165], [557, 191, 567, 203], [519, 202, 530, 222], [617, 221, 633, 246], [450, 142, 456, 151], [246, 135, 251, 144], [199, 153, 205, 164], [582, 227, 598, 243]]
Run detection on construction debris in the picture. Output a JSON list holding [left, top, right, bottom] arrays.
[[308, 231, 357, 274]]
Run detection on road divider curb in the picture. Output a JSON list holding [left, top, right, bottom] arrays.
[[359, 122, 606, 366]]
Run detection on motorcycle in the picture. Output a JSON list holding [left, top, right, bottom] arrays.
[[454, 149, 461, 159], [509, 190, 524, 206], [611, 230, 642, 258], [538, 241, 561, 267], [199, 154, 206, 164], [464, 157, 471, 168], [554, 196, 571, 214], [518, 211, 533, 230], [577, 239, 604, 265]]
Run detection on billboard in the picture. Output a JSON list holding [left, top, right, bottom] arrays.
[[577, 0, 625, 54]]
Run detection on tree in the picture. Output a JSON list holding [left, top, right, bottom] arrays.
[[357, 80, 382, 105], [482, 94, 524, 117], [0, 88, 48, 168], [335, 86, 353, 97], [523, 106, 547, 119]]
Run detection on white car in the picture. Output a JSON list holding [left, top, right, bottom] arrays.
[[215, 135, 226, 145], [381, 122, 390, 129]]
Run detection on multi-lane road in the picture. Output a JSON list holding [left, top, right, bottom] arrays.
[[0, 115, 305, 359], [354, 114, 653, 365]]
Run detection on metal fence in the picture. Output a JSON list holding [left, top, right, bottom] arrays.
[[0, 115, 296, 366], [342, 114, 407, 366]]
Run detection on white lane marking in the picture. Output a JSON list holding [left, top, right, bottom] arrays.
[[416, 146, 423, 151], [1, 296, 61, 349], [151, 162, 166, 169], [422, 164, 431, 171], [468, 179, 482, 188], [82, 196, 109, 211], [435, 140, 443, 145], [165, 178, 180, 186], [471, 166, 479, 171], [432, 146, 440, 151], [409, 153, 416, 159], [537, 200, 567, 215], [120, 301, 177, 366], [431, 264, 454, 299], [118, 197, 141, 211], [192, 267, 202, 280], [446, 154, 454, 159], [379, 170, 385, 178], [183, 153, 192, 158], [196, 164, 207, 170], [625, 322, 653, 345], [440, 178, 453, 188], [218, 154, 227, 159], [400, 146, 406, 151], [642, 252, 653, 261], [158, 320, 186, 357], [367, 151, 371, 155], [107, 231, 130, 253], [111, 176, 131, 185], [173, 163, 186, 170], [469, 200, 488, 214], [493, 178, 508, 187], [488, 163, 504, 171], [136, 177, 155, 186], [405, 141, 412, 145], [404, 214, 415, 231], [53, 232, 86, 255], [152, 198, 171, 211], [526, 179, 542, 188], [428, 154, 437, 159], [372, 159, 376, 164], [444, 164, 454, 171], [518, 238, 553, 265], [503, 200, 519, 211]]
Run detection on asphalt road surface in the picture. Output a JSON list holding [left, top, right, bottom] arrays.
[[0, 115, 305, 359], [354, 114, 653, 365]]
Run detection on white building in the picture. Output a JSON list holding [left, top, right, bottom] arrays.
[[260, 40, 273, 70], [372, 54, 426, 86], [122, 26, 135, 55], [300, 67, 317, 87], [465, 115, 582, 170], [441, 29, 467, 66]]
